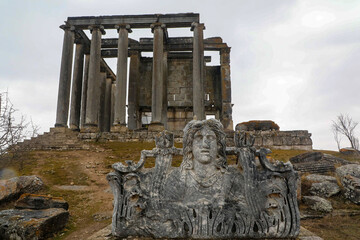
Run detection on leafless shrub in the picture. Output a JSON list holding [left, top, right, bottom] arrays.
[[0, 91, 39, 168], [332, 113, 359, 152]]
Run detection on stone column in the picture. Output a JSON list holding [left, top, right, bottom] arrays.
[[80, 54, 90, 128], [112, 24, 131, 132], [83, 25, 105, 132], [104, 77, 112, 132], [110, 83, 116, 127], [162, 50, 168, 129], [55, 25, 75, 127], [191, 22, 205, 120], [98, 72, 107, 132], [220, 47, 233, 130], [69, 40, 84, 131], [128, 51, 140, 130], [149, 23, 166, 131]]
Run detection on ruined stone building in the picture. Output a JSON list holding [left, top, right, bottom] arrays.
[[16, 13, 312, 151], [54, 13, 233, 133]]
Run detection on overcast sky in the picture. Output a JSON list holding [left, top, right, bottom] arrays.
[[1, 0, 359, 150]]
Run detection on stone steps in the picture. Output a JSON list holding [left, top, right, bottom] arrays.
[[16, 128, 88, 151]]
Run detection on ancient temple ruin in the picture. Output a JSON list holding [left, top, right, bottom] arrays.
[[55, 13, 233, 133]]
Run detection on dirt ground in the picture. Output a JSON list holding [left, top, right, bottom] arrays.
[[1, 144, 360, 239]]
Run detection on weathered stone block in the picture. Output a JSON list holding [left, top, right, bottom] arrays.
[[302, 196, 333, 213], [309, 182, 340, 198], [15, 193, 69, 210], [0, 208, 69, 240], [0, 176, 44, 203]]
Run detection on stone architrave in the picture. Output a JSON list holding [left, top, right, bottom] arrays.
[[84, 25, 105, 131], [113, 25, 131, 128], [191, 22, 205, 121], [55, 25, 75, 128], [69, 40, 84, 130], [107, 119, 300, 239], [149, 23, 166, 129]]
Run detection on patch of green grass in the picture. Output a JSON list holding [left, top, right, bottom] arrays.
[[268, 149, 309, 162]]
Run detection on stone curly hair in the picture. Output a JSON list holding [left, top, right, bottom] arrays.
[[181, 118, 228, 172]]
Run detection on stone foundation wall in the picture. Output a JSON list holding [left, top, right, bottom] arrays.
[[79, 129, 313, 150], [250, 130, 313, 150], [17, 128, 312, 151]]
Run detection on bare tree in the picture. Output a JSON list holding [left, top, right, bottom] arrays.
[[332, 114, 359, 151], [0, 91, 38, 159]]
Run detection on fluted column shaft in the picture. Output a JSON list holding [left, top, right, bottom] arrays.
[[151, 23, 165, 124], [114, 25, 131, 126], [98, 72, 107, 132], [220, 47, 233, 130], [104, 78, 112, 132], [80, 54, 90, 128], [128, 51, 140, 130], [55, 25, 75, 127], [69, 41, 84, 130], [191, 22, 205, 120], [84, 25, 105, 128]]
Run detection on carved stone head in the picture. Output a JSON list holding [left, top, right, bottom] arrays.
[[181, 119, 227, 172]]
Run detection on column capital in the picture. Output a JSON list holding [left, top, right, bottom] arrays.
[[59, 24, 75, 31], [150, 23, 166, 33], [115, 24, 132, 33], [190, 22, 205, 31], [88, 25, 106, 35]]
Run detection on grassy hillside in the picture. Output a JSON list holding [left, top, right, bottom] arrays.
[[0, 143, 359, 239]]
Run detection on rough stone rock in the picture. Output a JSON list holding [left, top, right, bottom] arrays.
[[15, 193, 69, 210], [302, 196, 333, 213], [235, 120, 280, 131], [304, 174, 340, 198], [290, 152, 323, 164], [0, 176, 44, 203], [309, 182, 340, 198], [0, 208, 69, 240], [336, 164, 360, 179], [336, 164, 360, 204], [341, 175, 360, 204], [108, 119, 300, 239], [305, 174, 337, 183]]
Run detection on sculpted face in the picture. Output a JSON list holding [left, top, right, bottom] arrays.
[[192, 127, 217, 165]]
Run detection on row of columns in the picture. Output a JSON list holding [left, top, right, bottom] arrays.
[[55, 22, 207, 132]]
